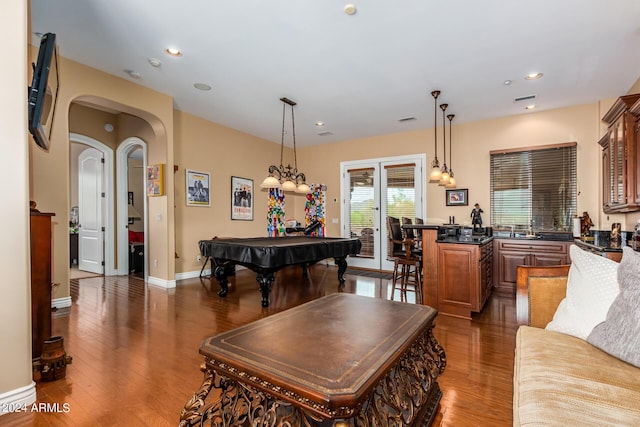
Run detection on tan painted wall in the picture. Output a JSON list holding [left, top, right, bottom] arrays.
[[173, 110, 299, 272], [298, 100, 640, 237], [1, 0, 32, 398], [29, 54, 176, 298]]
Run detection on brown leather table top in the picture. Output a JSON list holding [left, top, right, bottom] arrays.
[[200, 293, 437, 410]]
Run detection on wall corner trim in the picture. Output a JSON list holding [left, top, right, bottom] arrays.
[[0, 381, 37, 415], [147, 276, 176, 289]]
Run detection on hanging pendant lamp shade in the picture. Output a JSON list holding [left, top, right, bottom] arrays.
[[260, 175, 281, 189], [438, 103, 450, 186], [445, 113, 456, 188], [429, 90, 442, 183], [296, 183, 311, 194], [260, 98, 311, 193]]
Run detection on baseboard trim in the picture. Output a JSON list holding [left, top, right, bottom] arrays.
[[0, 381, 36, 415], [175, 269, 211, 281], [52, 296, 72, 309], [147, 276, 176, 289]]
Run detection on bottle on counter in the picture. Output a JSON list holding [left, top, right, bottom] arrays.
[[634, 219, 640, 250]]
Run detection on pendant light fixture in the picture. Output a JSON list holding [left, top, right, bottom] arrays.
[[446, 114, 456, 188], [428, 90, 442, 183], [260, 97, 311, 193], [438, 103, 450, 186]]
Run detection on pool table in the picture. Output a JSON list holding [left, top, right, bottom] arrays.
[[198, 236, 362, 307]]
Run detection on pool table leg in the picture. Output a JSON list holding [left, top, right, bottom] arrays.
[[256, 273, 275, 307], [213, 264, 229, 297], [335, 257, 347, 283]]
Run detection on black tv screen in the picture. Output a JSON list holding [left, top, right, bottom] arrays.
[[28, 32, 59, 151]]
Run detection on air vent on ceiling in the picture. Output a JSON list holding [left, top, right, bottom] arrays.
[[398, 116, 416, 123], [317, 131, 333, 136], [514, 94, 536, 103]]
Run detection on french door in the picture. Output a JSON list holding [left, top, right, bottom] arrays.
[[341, 155, 426, 271]]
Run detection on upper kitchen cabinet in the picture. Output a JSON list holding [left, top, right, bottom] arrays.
[[599, 93, 640, 213]]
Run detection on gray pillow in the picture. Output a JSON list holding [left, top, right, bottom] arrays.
[[587, 247, 640, 367]]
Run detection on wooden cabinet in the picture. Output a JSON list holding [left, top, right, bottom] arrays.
[[493, 239, 571, 294], [437, 240, 493, 319], [30, 211, 55, 361], [600, 93, 640, 213]]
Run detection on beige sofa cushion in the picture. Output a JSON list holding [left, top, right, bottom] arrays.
[[514, 326, 640, 426]]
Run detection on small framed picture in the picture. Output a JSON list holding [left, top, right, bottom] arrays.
[[186, 169, 211, 207], [146, 164, 164, 196], [231, 176, 253, 220], [446, 188, 468, 206]]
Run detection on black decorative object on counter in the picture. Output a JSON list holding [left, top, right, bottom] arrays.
[[471, 203, 483, 231]]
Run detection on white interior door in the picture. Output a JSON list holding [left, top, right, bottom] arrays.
[[78, 147, 104, 274], [342, 155, 425, 271]]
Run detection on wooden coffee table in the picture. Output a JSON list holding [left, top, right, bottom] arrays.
[[180, 293, 446, 426]]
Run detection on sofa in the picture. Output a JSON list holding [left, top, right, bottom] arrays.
[[513, 247, 640, 426]]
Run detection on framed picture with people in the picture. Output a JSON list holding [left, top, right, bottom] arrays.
[[231, 176, 253, 220], [186, 169, 211, 207]]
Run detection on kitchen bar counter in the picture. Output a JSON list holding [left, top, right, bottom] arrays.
[[403, 224, 493, 318]]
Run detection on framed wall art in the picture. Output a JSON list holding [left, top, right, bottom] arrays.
[[231, 176, 253, 220], [146, 164, 164, 196], [446, 188, 468, 206], [186, 169, 211, 207]]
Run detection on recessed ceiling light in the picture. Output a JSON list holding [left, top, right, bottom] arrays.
[[503, 80, 512, 86], [525, 72, 543, 80], [148, 57, 162, 68], [194, 83, 211, 91], [525, 104, 536, 110], [165, 47, 182, 57], [344, 4, 357, 15], [315, 122, 325, 127], [124, 69, 142, 79]]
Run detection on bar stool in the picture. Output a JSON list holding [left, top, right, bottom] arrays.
[[387, 217, 423, 304]]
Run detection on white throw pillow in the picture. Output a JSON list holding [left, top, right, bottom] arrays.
[[545, 245, 619, 340]]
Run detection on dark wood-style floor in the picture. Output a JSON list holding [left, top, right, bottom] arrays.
[[3, 265, 517, 426]]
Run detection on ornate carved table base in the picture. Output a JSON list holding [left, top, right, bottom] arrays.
[[180, 326, 446, 427]]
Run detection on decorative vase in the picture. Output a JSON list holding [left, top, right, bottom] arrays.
[[40, 336, 72, 381]]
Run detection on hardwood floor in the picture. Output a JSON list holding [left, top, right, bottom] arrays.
[[2, 265, 517, 426]]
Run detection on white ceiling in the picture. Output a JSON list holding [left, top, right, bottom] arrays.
[[31, 0, 640, 147]]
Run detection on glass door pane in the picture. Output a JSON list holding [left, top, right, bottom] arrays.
[[348, 168, 376, 258], [342, 155, 425, 271], [345, 165, 381, 270]]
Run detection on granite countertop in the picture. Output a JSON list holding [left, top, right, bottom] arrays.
[[436, 236, 494, 245], [402, 224, 441, 230], [575, 229, 635, 252]]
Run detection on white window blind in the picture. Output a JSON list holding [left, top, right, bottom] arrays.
[[385, 164, 416, 222], [490, 143, 577, 232], [348, 168, 375, 234]]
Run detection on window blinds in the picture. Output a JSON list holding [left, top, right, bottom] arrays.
[[490, 143, 577, 232]]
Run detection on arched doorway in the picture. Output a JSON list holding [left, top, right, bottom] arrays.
[[69, 133, 115, 275], [116, 137, 148, 277]]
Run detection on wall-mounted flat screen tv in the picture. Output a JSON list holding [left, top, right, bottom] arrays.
[[28, 32, 59, 151]]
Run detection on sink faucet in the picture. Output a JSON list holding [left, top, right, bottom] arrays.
[[528, 220, 534, 236]]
